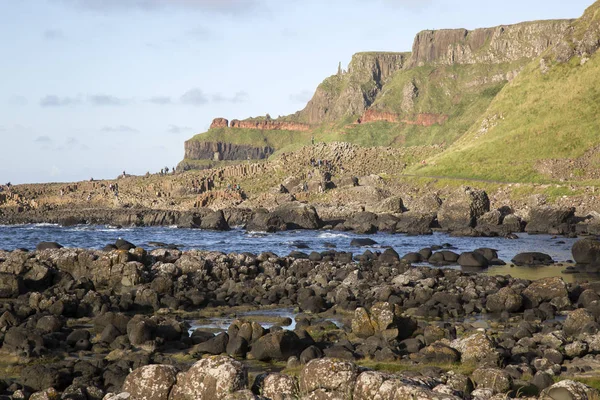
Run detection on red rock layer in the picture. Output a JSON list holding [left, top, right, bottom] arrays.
[[230, 119, 311, 132], [357, 111, 449, 127], [210, 118, 229, 129]]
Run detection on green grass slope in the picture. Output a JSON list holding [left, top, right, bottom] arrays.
[[412, 15, 600, 182]]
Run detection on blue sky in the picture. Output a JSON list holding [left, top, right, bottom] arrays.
[[0, 0, 593, 184]]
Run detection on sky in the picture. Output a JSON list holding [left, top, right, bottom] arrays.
[[0, 0, 594, 184]]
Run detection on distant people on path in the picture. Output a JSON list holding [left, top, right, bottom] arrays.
[[352, 176, 359, 187]]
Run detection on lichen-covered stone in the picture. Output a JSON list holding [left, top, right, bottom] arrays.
[[122, 365, 178, 400], [169, 356, 247, 400]]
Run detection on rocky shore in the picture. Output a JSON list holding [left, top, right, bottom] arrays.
[[0, 234, 599, 399]]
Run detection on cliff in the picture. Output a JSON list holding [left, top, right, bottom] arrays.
[[184, 140, 274, 161], [415, 1, 600, 182], [406, 20, 573, 68], [293, 52, 410, 124], [181, 1, 600, 179]]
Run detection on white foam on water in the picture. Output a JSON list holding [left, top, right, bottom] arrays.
[[318, 232, 350, 239]]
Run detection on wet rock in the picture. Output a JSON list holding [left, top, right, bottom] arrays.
[[194, 332, 229, 355], [3, 326, 45, 356], [512, 252, 554, 266], [170, 356, 247, 400], [250, 330, 305, 361], [226, 335, 249, 357], [115, 239, 136, 251], [344, 212, 378, 234], [486, 287, 523, 313], [572, 238, 600, 265], [122, 365, 178, 400], [457, 252, 489, 268], [428, 251, 459, 265], [350, 238, 377, 247], [36, 242, 63, 251], [199, 210, 230, 231], [271, 202, 322, 230], [126, 316, 156, 346], [246, 210, 286, 233], [299, 358, 358, 399], [395, 212, 435, 235]]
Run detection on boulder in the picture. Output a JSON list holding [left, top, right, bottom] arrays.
[[417, 343, 460, 363], [122, 365, 179, 400], [271, 202, 322, 230], [246, 210, 286, 233], [450, 332, 501, 366], [437, 188, 489, 231], [377, 196, 405, 214], [344, 212, 378, 234], [471, 367, 512, 394], [523, 277, 569, 309], [564, 309, 596, 337], [457, 252, 489, 268], [354, 371, 460, 400], [200, 210, 230, 231], [299, 358, 358, 399], [351, 308, 375, 339], [249, 330, 305, 361], [512, 252, 554, 266], [572, 238, 600, 265], [486, 287, 523, 313], [542, 380, 599, 400], [194, 332, 229, 355], [36, 242, 63, 251], [525, 206, 575, 234], [253, 373, 299, 399], [170, 356, 247, 400], [350, 238, 377, 247], [0, 273, 23, 298], [395, 212, 435, 235]]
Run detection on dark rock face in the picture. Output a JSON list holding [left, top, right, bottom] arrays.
[[525, 206, 575, 234], [438, 188, 489, 231], [572, 238, 600, 264], [270, 202, 322, 230], [407, 20, 572, 68], [184, 140, 274, 161]]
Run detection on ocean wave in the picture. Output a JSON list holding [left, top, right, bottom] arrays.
[[317, 232, 350, 239]]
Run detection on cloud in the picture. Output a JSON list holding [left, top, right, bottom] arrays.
[[88, 94, 128, 106], [101, 125, 139, 134], [40, 95, 82, 107], [147, 96, 173, 105], [168, 125, 194, 134], [186, 26, 213, 40], [212, 91, 248, 104], [180, 88, 209, 106], [289, 90, 313, 104], [8, 95, 28, 106], [35, 136, 53, 144], [44, 29, 65, 40], [53, 0, 262, 15], [65, 137, 89, 150]]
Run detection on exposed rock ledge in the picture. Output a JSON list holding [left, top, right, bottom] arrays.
[[209, 117, 311, 132], [357, 110, 449, 127]]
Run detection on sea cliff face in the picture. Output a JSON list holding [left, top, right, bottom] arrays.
[[407, 20, 573, 67], [184, 140, 274, 161]]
